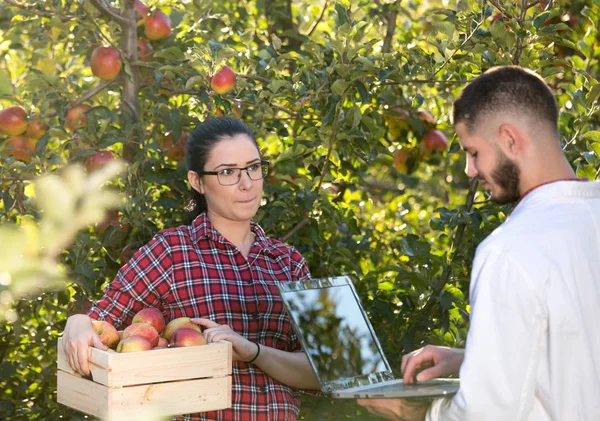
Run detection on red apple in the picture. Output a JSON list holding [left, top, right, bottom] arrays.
[[25, 119, 48, 140], [90, 46, 122, 81], [122, 322, 160, 347], [85, 150, 115, 172], [418, 110, 436, 124], [6, 136, 36, 162], [136, 39, 153, 61], [144, 10, 172, 41], [134, 0, 149, 22], [162, 317, 202, 341], [132, 308, 166, 335], [116, 335, 153, 353], [211, 66, 236, 95], [160, 132, 188, 162], [157, 337, 168, 348], [169, 328, 207, 348], [92, 320, 120, 349], [66, 104, 91, 132], [422, 129, 448, 153], [0, 106, 28, 136]]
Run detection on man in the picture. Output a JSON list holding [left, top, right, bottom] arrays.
[[359, 66, 600, 421]]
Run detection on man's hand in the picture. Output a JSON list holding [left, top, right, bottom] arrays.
[[357, 398, 429, 421], [401, 345, 464, 384]]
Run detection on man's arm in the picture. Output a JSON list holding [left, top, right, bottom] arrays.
[[426, 247, 544, 421]]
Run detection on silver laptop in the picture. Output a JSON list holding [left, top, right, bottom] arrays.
[[277, 276, 460, 399]]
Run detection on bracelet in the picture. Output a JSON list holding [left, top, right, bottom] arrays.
[[247, 341, 261, 364]]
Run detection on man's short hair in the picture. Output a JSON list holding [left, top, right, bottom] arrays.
[[451, 66, 559, 133]]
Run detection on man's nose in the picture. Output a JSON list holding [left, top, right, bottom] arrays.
[[464, 155, 478, 178]]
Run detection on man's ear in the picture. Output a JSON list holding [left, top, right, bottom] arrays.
[[187, 171, 204, 194], [498, 124, 524, 158]]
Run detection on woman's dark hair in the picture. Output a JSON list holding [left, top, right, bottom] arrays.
[[185, 116, 259, 221]]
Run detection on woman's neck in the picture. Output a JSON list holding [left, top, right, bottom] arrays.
[[206, 211, 254, 251]]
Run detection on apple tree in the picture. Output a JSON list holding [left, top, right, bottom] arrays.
[[0, 0, 598, 419]]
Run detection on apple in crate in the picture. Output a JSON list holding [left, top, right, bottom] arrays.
[[116, 335, 153, 352], [162, 317, 202, 341], [91, 320, 120, 349], [122, 322, 159, 347], [154, 337, 169, 349], [132, 307, 166, 334], [169, 328, 207, 347]]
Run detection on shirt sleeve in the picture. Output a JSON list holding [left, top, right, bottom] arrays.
[[426, 245, 545, 421], [88, 233, 173, 329], [289, 245, 311, 282]]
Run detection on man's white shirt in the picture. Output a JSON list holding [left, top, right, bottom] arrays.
[[427, 180, 600, 421]]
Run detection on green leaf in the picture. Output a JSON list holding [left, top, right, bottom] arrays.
[[267, 80, 290, 93], [0, 68, 12, 96], [576, 164, 596, 180], [154, 47, 185, 61], [586, 84, 600, 107], [331, 79, 349, 96], [591, 143, 600, 159], [583, 131, 600, 142]]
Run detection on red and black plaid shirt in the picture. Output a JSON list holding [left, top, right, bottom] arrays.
[[89, 213, 312, 421]]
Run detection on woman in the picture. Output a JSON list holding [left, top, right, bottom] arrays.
[[62, 116, 320, 420]]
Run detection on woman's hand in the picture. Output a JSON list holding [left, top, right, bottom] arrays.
[[357, 398, 429, 421], [192, 317, 258, 362], [62, 314, 108, 376]]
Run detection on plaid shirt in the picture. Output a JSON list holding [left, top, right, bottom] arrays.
[[89, 213, 312, 421]]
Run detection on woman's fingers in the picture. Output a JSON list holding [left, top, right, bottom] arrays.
[[191, 317, 219, 329]]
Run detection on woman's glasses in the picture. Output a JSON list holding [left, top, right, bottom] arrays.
[[200, 160, 270, 186]]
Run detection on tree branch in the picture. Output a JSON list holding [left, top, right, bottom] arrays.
[[488, 0, 515, 21], [433, 17, 486, 77], [281, 218, 311, 242], [382, 2, 400, 54], [305, 0, 329, 37], [88, 0, 132, 26], [512, 0, 529, 65], [72, 80, 115, 107], [240, 74, 273, 84], [4, 0, 76, 20], [400, 177, 479, 348]]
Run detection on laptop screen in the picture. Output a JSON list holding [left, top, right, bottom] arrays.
[[278, 277, 392, 391]]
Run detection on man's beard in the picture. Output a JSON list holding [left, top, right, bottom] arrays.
[[488, 151, 521, 204]]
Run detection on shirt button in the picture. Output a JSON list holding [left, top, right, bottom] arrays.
[[251, 312, 260, 319], [260, 386, 268, 393]]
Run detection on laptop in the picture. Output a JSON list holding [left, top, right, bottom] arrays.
[[277, 276, 460, 399]]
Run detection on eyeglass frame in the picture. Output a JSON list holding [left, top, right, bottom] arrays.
[[198, 159, 270, 186]]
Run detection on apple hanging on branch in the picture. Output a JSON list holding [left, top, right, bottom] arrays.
[[144, 10, 172, 41], [422, 129, 448, 153], [211, 66, 236, 95], [26, 119, 49, 140], [6, 136, 37, 162], [65, 104, 91, 132], [0, 105, 28, 136], [85, 150, 115, 172], [90, 46, 122, 81]]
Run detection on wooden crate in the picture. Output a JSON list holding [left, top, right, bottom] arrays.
[[57, 337, 232, 420]]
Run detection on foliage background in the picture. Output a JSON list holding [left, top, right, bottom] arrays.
[[1, 0, 599, 419]]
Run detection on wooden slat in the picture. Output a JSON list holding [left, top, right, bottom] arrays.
[[57, 338, 232, 387], [57, 371, 232, 420], [57, 370, 110, 419]]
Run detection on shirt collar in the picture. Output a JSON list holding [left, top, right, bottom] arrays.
[[190, 213, 283, 256], [511, 179, 597, 218]]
